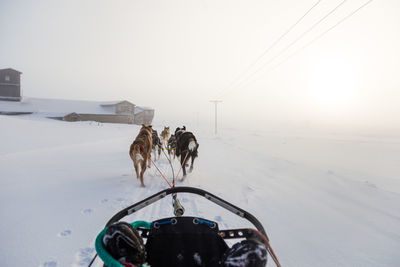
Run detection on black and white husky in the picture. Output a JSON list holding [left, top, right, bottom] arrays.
[[167, 134, 177, 158], [175, 128, 199, 179], [151, 129, 162, 161]]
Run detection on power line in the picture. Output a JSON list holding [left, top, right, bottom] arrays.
[[223, 0, 376, 97], [214, 0, 323, 99], [210, 100, 222, 134], [219, 0, 349, 100]]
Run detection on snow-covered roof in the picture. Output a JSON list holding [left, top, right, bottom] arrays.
[[0, 68, 23, 74], [0, 97, 125, 116], [100, 100, 135, 106]]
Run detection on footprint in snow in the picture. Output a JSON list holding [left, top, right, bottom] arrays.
[[245, 184, 255, 192], [81, 208, 93, 214], [40, 260, 57, 267], [75, 247, 95, 266], [365, 181, 377, 189], [58, 230, 71, 237], [326, 170, 335, 176], [101, 198, 109, 204]]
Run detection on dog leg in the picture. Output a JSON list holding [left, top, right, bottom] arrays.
[[189, 156, 194, 173], [181, 156, 187, 179], [132, 153, 140, 179], [134, 162, 140, 179], [140, 160, 146, 187]]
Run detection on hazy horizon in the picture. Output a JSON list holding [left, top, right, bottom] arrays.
[[1, 0, 399, 132]]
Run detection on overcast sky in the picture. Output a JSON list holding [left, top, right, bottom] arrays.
[[1, 0, 399, 131]]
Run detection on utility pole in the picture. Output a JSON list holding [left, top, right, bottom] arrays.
[[210, 100, 222, 135]]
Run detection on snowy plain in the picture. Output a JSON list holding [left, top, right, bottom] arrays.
[[1, 114, 400, 267]]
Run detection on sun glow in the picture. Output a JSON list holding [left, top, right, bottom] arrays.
[[308, 57, 356, 110]]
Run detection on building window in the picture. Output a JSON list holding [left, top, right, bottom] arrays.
[[5, 75, 10, 81]]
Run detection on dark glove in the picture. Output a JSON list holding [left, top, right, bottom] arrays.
[[103, 221, 146, 266], [222, 239, 268, 267]]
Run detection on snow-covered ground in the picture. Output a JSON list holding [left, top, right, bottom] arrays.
[[1, 114, 400, 267]]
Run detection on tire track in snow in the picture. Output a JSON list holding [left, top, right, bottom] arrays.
[[125, 158, 177, 222]]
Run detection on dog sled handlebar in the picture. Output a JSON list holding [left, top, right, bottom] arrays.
[[105, 186, 269, 240], [89, 186, 282, 267]]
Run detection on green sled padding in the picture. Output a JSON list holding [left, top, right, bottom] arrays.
[[95, 221, 151, 267]]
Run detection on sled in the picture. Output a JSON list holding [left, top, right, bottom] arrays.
[[89, 186, 280, 267]]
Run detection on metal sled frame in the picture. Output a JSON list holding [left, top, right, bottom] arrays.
[[105, 186, 269, 239], [89, 186, 281, 267]]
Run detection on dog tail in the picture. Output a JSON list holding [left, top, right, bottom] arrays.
[[135, 153, 144, 161], [130, 144, 144, 162], [188, 140, 197, 152]]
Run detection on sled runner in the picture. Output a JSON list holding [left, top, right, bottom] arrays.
[[89, 186, 281, 267]]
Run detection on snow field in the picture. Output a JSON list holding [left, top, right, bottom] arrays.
[[0, 115, 399, 266]]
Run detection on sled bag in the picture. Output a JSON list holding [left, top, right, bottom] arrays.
[[145, 216, 228, 267]]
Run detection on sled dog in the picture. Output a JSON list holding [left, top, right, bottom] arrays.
[[129, 125, 153, 187]]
